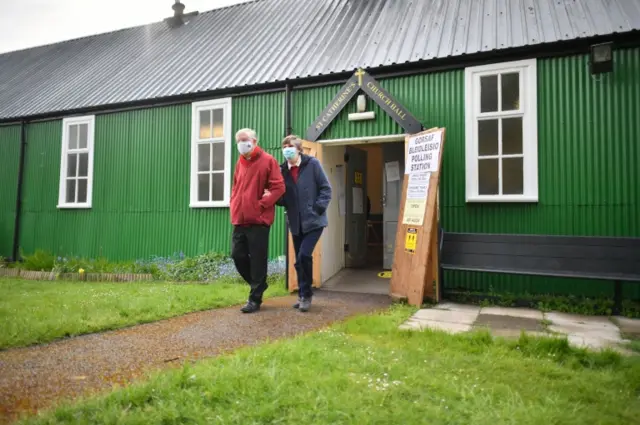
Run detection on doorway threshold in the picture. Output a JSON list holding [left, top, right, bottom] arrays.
[[321, 268, 389, 295]]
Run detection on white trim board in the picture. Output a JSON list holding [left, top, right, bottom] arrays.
[[318, 134, 407, 146]]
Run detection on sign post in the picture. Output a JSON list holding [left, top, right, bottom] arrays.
[[390, 127, 446, 306]]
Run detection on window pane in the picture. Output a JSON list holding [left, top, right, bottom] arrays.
[[67, 154, 77, 177], [478, 120, 498, 156], [211, 142, 225, 171], [213, 109, 224, 138], [77, 178, 88, 203], [199, 110, 211, 139], [502, 118, 523, 155], [78, 153, 89, 177], [78, 124, 88, 149], [68, 125, 78, 149], [480, 75, 498, 113], [211, 173, 224, 201], [66, 179, 76, 203], [501, 73, 520, 111], [502, 158, 524, 195], [478, 159, 499, 195], [198, 144, 210, 172], [198, 174, 209, 202]]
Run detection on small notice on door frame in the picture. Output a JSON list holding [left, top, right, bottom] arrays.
[[404, 227, 418, 254]]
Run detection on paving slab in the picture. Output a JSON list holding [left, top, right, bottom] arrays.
[[566, 335, 628, 351], [546, 311, 623, 351], [0, 291, 390, 424], [474, 314, 544, 332], [480, 306, 543, 320], [616, 316, 640, 338], [546, 312, 622, 342], [413, 308, 479, 325], [434, 302, 481, 313]]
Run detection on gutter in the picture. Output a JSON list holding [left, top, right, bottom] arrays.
[[11, 121, 27, 262]]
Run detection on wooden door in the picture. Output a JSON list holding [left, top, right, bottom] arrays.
[[287, 140, 324, 292]]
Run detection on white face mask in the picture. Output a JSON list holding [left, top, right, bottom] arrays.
[[237, 140, 254, 155]]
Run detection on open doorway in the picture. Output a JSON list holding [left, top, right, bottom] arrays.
[[318, 139, 405, 295]]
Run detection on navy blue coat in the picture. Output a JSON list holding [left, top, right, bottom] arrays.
[[276, 154, 332, 236]]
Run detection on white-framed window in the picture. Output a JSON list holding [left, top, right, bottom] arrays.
[[57, 115, 95, 209], [464, 59, 538, 202], [190, 98, 232, 208]]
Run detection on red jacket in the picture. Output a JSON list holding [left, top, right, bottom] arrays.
[[230, 147, 285, 227]]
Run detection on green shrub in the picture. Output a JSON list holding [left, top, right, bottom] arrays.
[[20, 249, 55, 271]]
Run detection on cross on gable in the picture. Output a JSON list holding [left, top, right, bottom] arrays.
[[355, 68, 366, 87]]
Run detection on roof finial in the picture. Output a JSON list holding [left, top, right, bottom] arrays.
[[165, 1, 199, 28], [172, 0, 186, 18]]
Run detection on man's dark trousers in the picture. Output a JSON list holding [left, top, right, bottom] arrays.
[[292, 228, 323, 300], [231, 225, 270, 304]]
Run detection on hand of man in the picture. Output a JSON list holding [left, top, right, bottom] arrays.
[[263, 189, 271, 198]]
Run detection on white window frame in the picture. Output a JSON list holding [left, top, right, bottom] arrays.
[[57, 115, 96, 209], [189, 97, 232, 208], [464, 59, 538, 202]]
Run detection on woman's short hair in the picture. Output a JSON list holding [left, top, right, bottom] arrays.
[[282, 135, 303, 152]]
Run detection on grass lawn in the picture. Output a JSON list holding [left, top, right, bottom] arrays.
[[19, 306, 640, 425], [0, 278, 288, 350]]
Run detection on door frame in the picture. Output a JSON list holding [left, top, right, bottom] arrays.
[[286, 134, 407, 293]]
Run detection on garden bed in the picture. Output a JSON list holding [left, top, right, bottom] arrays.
[[0, 268, 153, 282], [1, 250, 286, 284]]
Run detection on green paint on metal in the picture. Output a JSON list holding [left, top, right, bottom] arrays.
[[18, 92, 287, 261], [441, 48, 640, 298], [0, 125, 21, 257], [10, 47, 640, 299], [290, 48, 640, 298]]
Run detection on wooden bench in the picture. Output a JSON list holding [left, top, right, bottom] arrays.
[[439, 232, 640, 315]]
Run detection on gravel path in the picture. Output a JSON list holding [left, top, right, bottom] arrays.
[[0, 291, 390, 423]]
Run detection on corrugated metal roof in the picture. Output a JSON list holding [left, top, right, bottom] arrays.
[[1, 0, 639, 120]]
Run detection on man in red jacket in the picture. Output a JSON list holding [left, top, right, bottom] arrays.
[[231, 128, 286, 313]]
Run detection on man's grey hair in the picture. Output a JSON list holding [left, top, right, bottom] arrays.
[[282, 134, 303, 152], [235, 128, 257, 141]]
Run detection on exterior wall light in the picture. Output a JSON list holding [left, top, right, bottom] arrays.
[[590, 42, 613, 75], [349, 94, 375, 121]]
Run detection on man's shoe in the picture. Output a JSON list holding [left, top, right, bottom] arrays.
[[298, 298, 311, 312], [240, 301, 260, 313], [292, 298, 302, 309]]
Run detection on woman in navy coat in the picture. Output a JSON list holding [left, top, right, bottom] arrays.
[[275, 135, 332, 312]]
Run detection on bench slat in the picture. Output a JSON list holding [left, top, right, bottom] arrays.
[[444, 232, 640, 249], [441, 232, 640, 281], [441, 264, 640, 282]]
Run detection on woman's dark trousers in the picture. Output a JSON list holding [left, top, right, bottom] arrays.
[[292, 228, 323, 300]]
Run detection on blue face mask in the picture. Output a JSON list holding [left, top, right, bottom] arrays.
[[282, 147, 298, 160]]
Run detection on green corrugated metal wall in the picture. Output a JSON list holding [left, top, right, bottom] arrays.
[[446, 48, 640, 298], [292, 48, 640, 298], [18, 92, 286, 260], [9, 47, 640, 298], [0, 125, 21, 258]]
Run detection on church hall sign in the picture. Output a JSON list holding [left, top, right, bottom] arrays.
[[305, 68, 423, 141]]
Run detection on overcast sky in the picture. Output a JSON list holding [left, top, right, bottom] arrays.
[[0, 0, 252, 54]]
